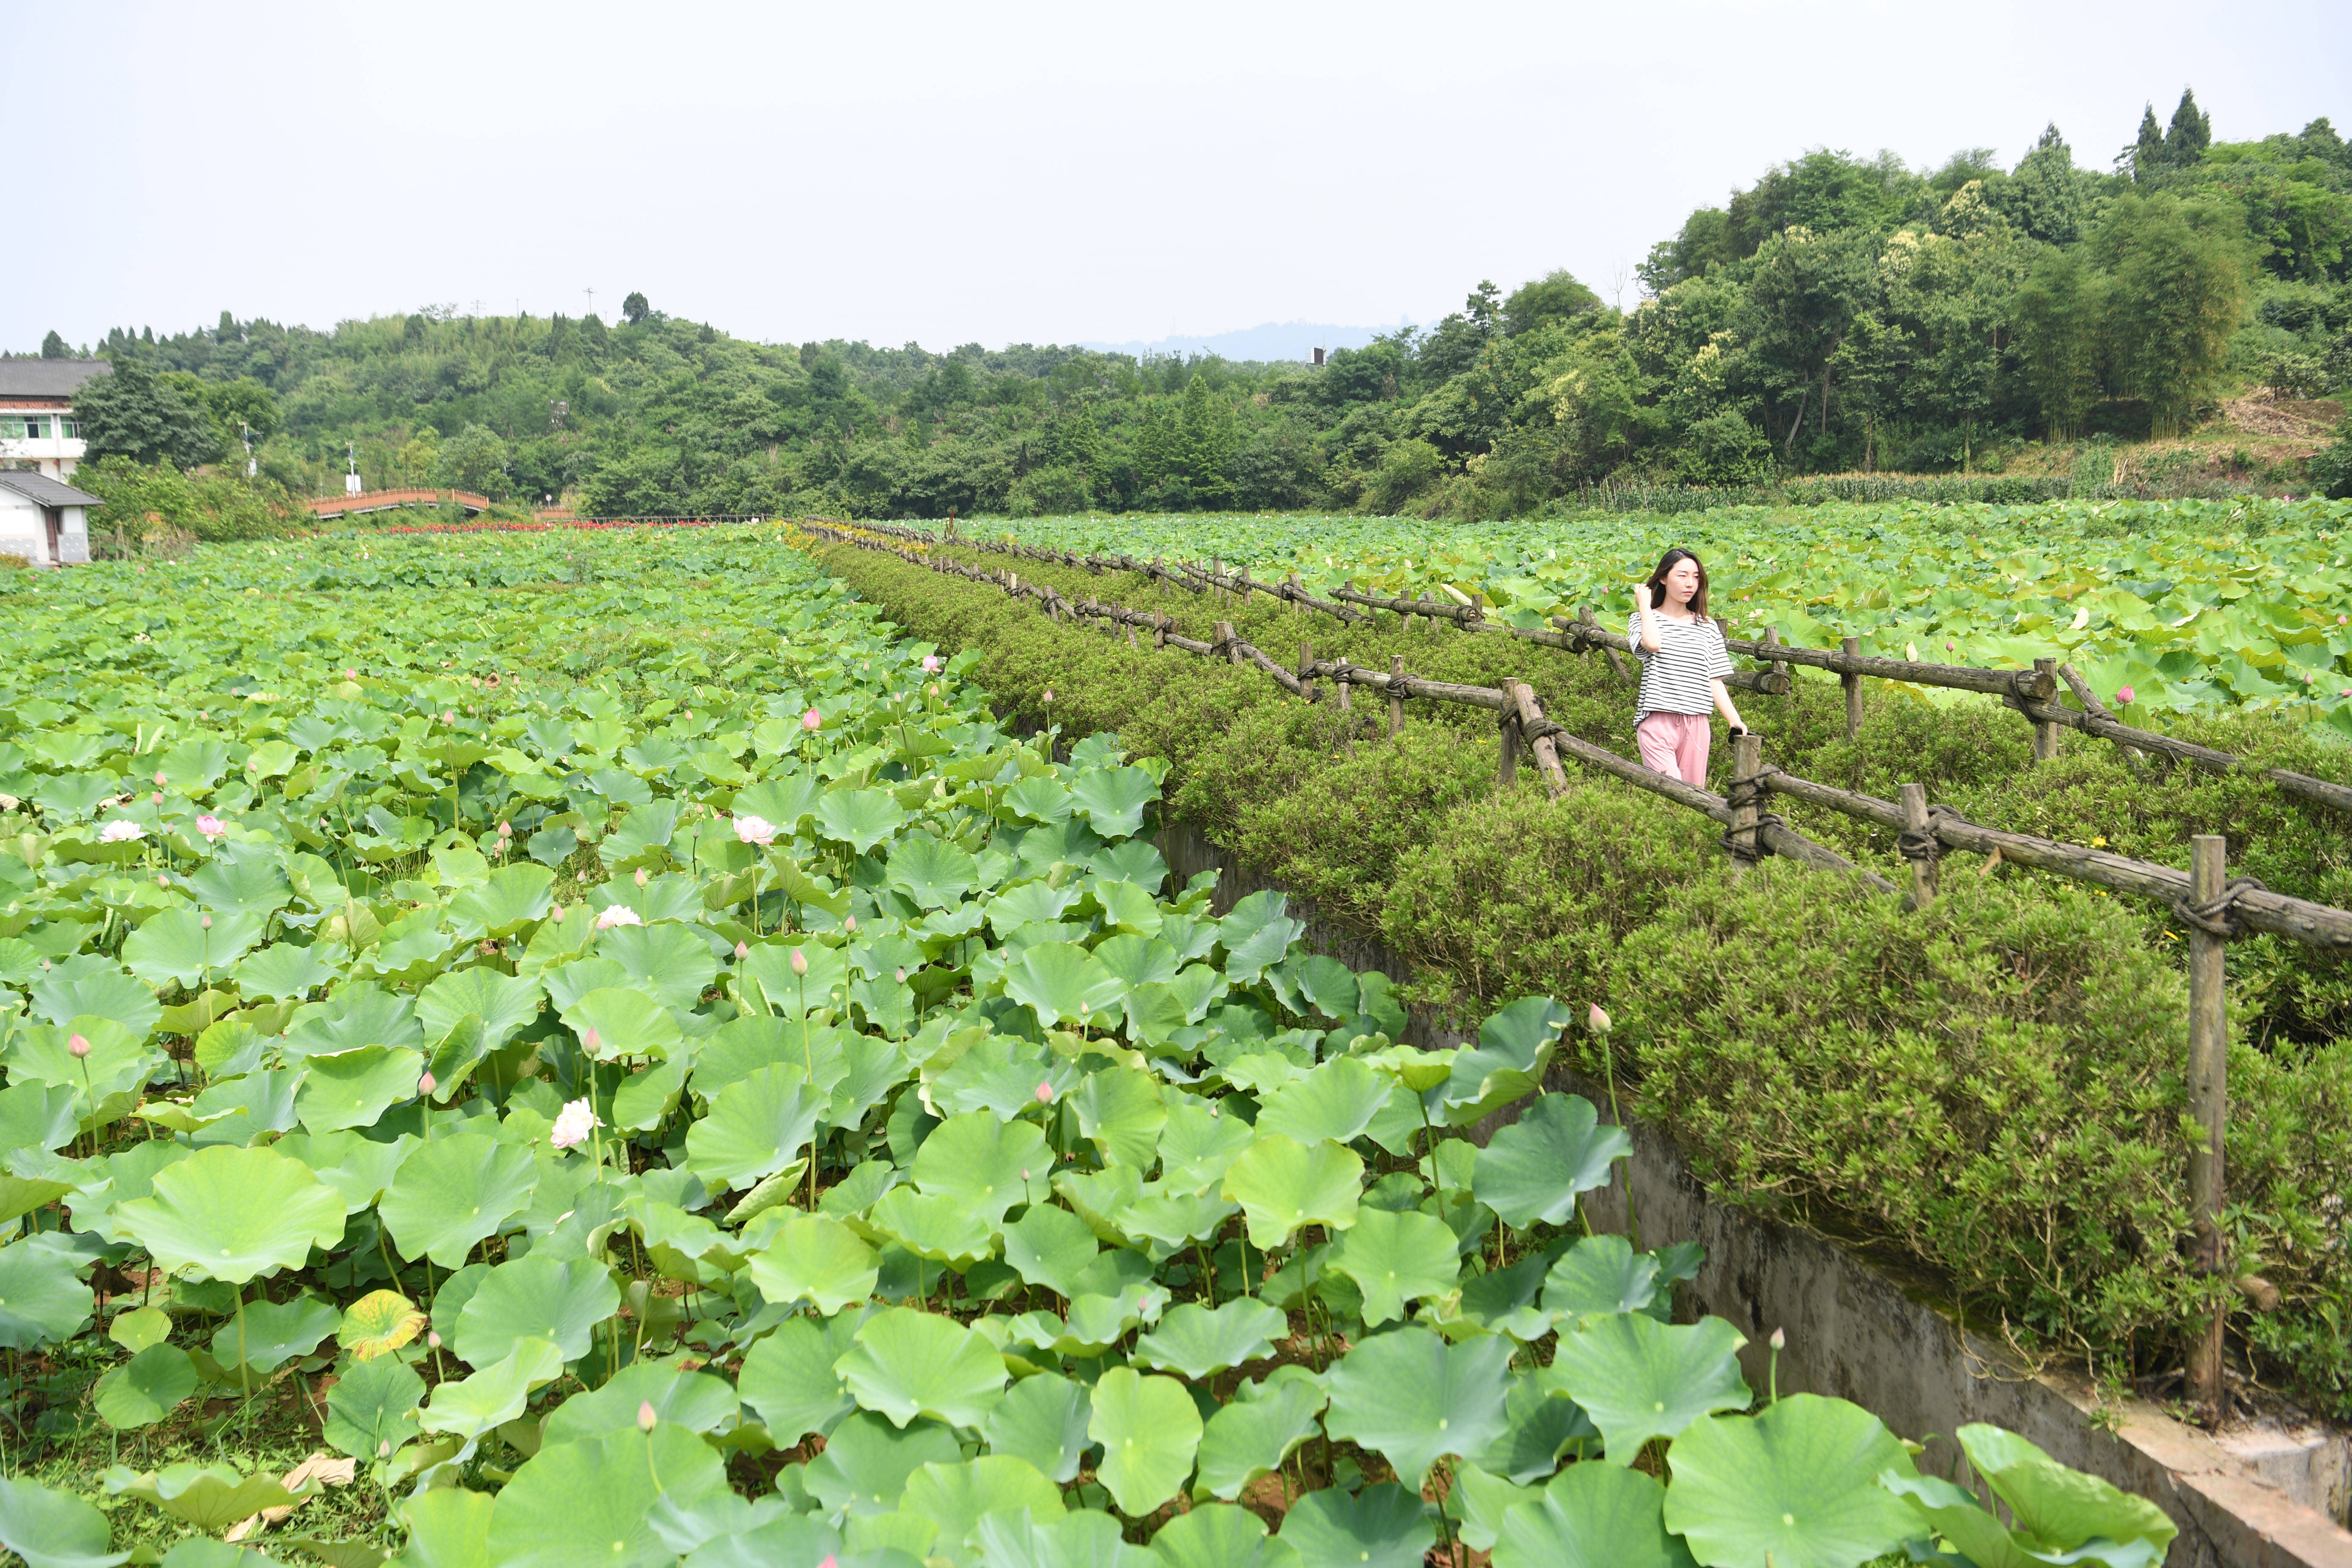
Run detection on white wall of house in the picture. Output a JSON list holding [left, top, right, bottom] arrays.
[[0, 411, 87, 479], [0, 494, 89, 566]]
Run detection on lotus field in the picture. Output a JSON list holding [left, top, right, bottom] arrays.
[[988, 496, 2352, 734], [0, 528, 2180, 1566]]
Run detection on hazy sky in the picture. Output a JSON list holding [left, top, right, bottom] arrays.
[[11, 0, 2347, 357]]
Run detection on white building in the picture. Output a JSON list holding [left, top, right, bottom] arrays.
[[0, 359, 109, 479], [0, 470, 98, 566]]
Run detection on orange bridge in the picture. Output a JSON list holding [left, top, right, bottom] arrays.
[[303, 487, 491, 520]]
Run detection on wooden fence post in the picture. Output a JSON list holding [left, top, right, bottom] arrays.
[[2186, 832, 2230, 1421], [1508, 681, 1569, 798], [1729, 732, 1764, 870], [1499, 695, 1521, 788], [1841, 636, 1863, 740], [1900, 782, 1936, 907], [1217, 621, 1240, 667], [1299, 641, 1316, 703], [1762, 626, 1788, 690], [2033, 658, 2061, 763], [1153, 613, 1167, 650], [1337, 664, 1351, 712], [1388, 655, 1406, 738]]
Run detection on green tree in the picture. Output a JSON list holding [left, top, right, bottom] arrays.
[[435, 425, 512, 496], [2165, 88, 2213, 169], [622, 292, 651, 326], [1503, 270, 1600, 335], [2001, 124, 2088, 245], [2088, 193, 2247, 434], [1174, 374, 1236, 506], [39, 330, 67, 360], [2013, 245, 2107, 438], [76, 360, 219, 469], [1741, 227, 1880, 462], [2128, 104, 2167, 183]]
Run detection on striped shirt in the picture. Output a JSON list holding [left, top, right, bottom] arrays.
[[1628, 614, 1733, 724]]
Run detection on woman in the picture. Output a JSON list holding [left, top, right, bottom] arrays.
[[1628, 547, 1746, 784]]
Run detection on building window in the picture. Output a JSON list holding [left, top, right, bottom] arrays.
[[3, 416, 50, 440], [60, 420, 78, 438]]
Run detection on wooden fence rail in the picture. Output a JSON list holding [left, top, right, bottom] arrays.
[[803, 514, 2352, 1421]]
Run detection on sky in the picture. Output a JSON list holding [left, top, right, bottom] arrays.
[[10, 0, 2348, 359]]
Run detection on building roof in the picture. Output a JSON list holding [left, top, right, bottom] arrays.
[[0, 360, 111, 399], [0, 471, 103, 507]]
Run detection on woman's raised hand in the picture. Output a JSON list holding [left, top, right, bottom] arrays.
[[1632, 581, 1654, 612]]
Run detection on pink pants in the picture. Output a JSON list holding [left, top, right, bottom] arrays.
[[1637, 711, 1711, 785]]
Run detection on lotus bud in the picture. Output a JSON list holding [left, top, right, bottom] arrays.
[[844, 915, 857, 934], [735, 941, 750, 960], [637, 1400, 657, 1434], [550, 903, 565, 921], [158, 874, 170, 887], [378, 1440, 391, 1457], [921, 655, 942, 674], [2115, 686, 2134, 705], [427, 1330, 442, 1349], [498, 820, 512, 837], [1770, 1326, 1786, 1350], [1043, 689, 1054, 702], [68, 1033, 90, 1059], [634, 867, 649, 887], [582, 1028, 601, 1055], [895, 968, 906, 983], [347, 669, 359, 680], [1035, 1081, 1054, 1103], [443, 711, 456, 724], [801, 708, 822, 731], [154, 770, 168, 787], [790, 948, 808, 977], [419, 1072, 436, 1097], [152, 792, 164, 804], [1588, 1003, 1612, 1034], [927, 683, 938, 698], [201, 915, 212, 929]]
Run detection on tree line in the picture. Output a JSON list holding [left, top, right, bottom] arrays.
[[30, 90, 2352, 520]]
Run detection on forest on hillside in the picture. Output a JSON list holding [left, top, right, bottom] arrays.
[[33, 90, 2352, 523]]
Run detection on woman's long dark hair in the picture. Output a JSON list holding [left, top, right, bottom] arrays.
[[1644, 547, 1710, 618]]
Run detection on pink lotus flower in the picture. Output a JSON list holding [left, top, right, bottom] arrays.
[[442, 710, 457, 724], [68, 1033, 90, 1060], [419, 1072, 436, 1097], [2115, 686, 2134, 705], [200, 915, 212, 930], [581, 1028, 602, 1054], [550, 903, 566, 921], [844, 915, 857, 934], [346, 668, 358, 679], [551, 1098, 599, 1149], [195, 814, 227, 840], [595, 906, 643, 929], [734, 814, 777, 846], [1036, 1081, 1054, 1104], [921, 654, 942, 674], [98, 819, 146, 843], [637, 1400, 658, 1433], [633, 868, 649, 888], [734, 940, 750, 960], [790, 948, 808, 977], [1588, 1003, 1612, 1034], [801, 709, 822, 732], [153, 770, 168, 787]]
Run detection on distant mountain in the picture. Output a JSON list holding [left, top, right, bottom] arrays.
[[1079, 320, 1396, 364]]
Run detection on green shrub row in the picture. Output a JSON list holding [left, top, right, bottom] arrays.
[[814, 537, 2352, 1421]]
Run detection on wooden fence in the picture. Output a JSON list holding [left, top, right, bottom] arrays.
[[802, 515, 2352, 1420]]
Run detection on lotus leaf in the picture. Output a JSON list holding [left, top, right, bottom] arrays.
[[863, 1187, 998, 1268], [543, 1360, 738, 1444], [1000, 1202, 1101, 1298], [1221, 1132, 1362, 1251], [0, 1474, 129, 1568], [748, 1212, 881, 1314], [1549, 1312, 1750, 1462], [295, 1043, 425, 1134], [117, 1144, 346, 1284], [210, 1292, 340, 1377], [93, 1345, 200, 1430], [417, 1338, 566, 1441], [1950, 1423, 2178, 1560], [1277, 1483, 1434, 1568], [101, 1462, 311, 1531], [323, 1349, 425, 1461], [899, 1454, 1064, 1560], [1002, 941, 1124, 1033], [685, 1064, 822, 1191], [1545, 1234, 1663, 1320], [1253, 1055, 1393, 1146], [835, 1306, 1008, 1429], [564, 985, 685, 1061], [1493, 1462, 1696, 1568], [378, 1135, 539, 1267], [1324, 1207, 1461, 1326], [1195, 1366, 1327, 1500], [122, 907, 262, 988], [1472, 1092, 1629, 1229], [736, 1311, 862, 1444], [981, 1372, 1094, 1484], [1071, 1066, 1166, 1168], [416, 966, 545, 1053], [486, 1421, 732, 1568], [1086, 1366, 1203, 1516], [1322, 1326, 1510, 1485], [397, 1486, 494, 1568], [1067, 766, 1157, 837], [912, 1109, 1052, 1223], [803, 1410, 964, 1516], [1147, 1502, 1288, 1568]]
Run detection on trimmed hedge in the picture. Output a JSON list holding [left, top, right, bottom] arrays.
[[813, 538, 2352, 1419]]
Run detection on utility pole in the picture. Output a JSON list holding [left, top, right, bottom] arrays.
[[584, 287, 596, 319], [240, 421, 255, 479]]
